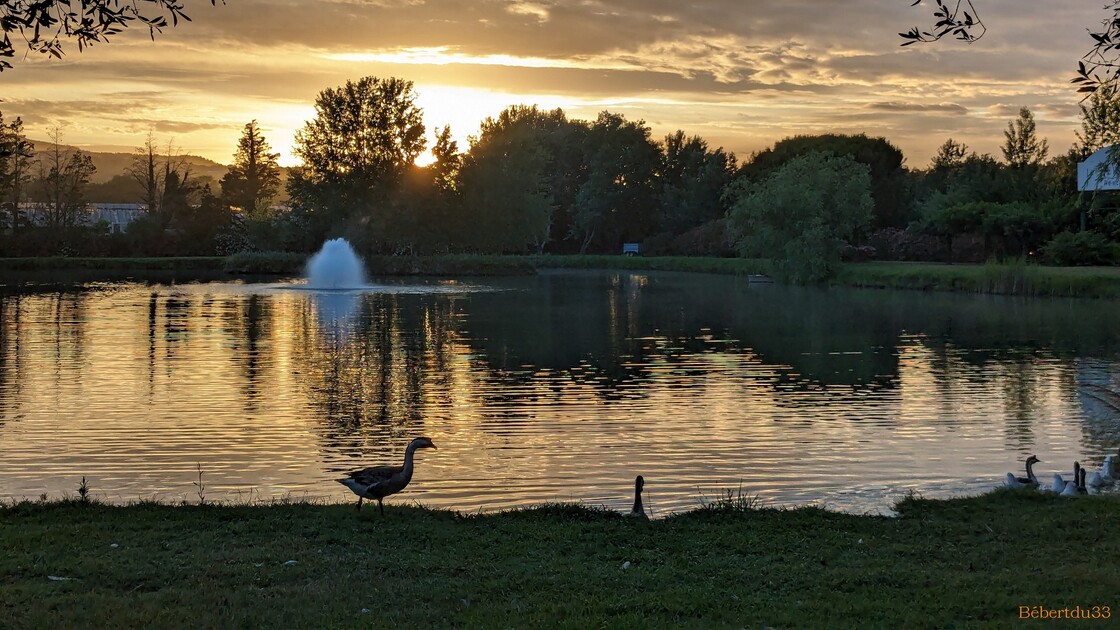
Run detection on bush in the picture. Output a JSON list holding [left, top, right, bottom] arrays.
[[642, 219, 735, 257], [728, 151, 873, 283], [839, 244, 877, 262], [1040, 231, 1120, 266], [868, 228, 944, 261]]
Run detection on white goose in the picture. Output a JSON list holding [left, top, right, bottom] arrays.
[[1040, 473, 1065, 493], [1005, 454, 1041, 488], [1060, 480, 1078, 497], [1086, 453, 1116, 488]]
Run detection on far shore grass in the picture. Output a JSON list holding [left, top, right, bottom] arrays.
[[4, 253, 1120, 298], [2, 490, 1118, 627]]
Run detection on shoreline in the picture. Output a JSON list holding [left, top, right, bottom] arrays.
[[3, 489, 1118, 626], [3, 254, 1120, 298]]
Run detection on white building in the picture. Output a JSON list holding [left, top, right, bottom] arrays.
[[17, 203, 145, 232], [1077, 146, 1120, 191]]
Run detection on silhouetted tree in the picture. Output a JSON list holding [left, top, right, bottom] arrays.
[[657, 131, 736, 235], [430, 125, 461, 194], [127, 130, 162, 215], [729, 152, 873, 282], [570, 112, 660, 253], [930, 138, 969, 170], [1002, 107, 1048, 168], [173, 185, 232, 254], [1075, 82, 1120, 155], [221, 120, 281, 217], [739, 134, 910, 228], [33, 128, 96, 229], [288, 76, 426, 244], [0, 113, 33, 230], [458, 108, 555, 253], [0, 0, 219, 72]]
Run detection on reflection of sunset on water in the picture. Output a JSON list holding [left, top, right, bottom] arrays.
[[1, 271, 1118, 515]]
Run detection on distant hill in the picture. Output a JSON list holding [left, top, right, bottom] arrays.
[[28, 140, 230, 185], [26, 140, 290, 205]]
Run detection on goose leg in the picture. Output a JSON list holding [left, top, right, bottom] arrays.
[[378, 499, 384, 516], [356, 496, 363, 511]]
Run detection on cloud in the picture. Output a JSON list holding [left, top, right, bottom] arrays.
[[865, 102, 969, 115], [0, 0, 1108, 166]]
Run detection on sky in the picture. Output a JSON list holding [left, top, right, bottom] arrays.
[[0, 1, 1109, 168]]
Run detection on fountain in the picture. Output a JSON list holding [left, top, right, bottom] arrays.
[[305, 238, 367, 290]]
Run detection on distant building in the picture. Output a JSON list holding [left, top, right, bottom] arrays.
[[89, 204, 145, 233], [1077, 146, 1120, 191], [17, 203, 145, 232]]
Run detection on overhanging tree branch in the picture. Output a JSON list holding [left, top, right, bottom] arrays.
[[901, 0, 1120, 94], [0, 0, 221, 72]]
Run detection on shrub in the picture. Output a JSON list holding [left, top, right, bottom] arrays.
[[868, 228, 944, 261], [728, 151, 873, 283], [1040, 231, 1120, 266]]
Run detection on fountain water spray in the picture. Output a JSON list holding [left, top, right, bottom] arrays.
[[305, 238, 367, 289]]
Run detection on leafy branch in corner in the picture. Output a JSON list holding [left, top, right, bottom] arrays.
[[901, 0, 1120, 95], [0, 0, 222, 72], [898, 0, 985, 46], [1072, 3, 1120, 94]]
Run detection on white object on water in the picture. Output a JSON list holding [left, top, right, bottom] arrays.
[[305, 238, 367, 289]]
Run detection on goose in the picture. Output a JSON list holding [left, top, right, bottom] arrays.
[[1087, 453, 1116, 488], [1078, 466, 1089, 494], [626, 475, 648, 519], [1005, 454, 1041, 488], [337, 437, 437, 514], [1060, 480, 1078, 497], [1040, 473, 1065, 493]]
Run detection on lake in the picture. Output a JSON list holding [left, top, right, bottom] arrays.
[[1, 269, 1118, 515]]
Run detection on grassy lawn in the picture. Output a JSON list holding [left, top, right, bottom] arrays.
[[5, 254, 1120, 298], [834, 260, 1120, 298], [2, 490, 1117, 627]]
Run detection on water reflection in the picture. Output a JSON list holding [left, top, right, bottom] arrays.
[[0, 270, 1118, 514], [311, 290, 362, 333]]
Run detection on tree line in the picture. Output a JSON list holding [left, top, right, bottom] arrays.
[[2, 75, 1120, 280]]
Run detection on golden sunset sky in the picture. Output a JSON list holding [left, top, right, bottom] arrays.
[[0, 1, 1106, 168]]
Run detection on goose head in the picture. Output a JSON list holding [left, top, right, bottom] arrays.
[[635, 475, 645, 494], [409, 436, 438, 450]]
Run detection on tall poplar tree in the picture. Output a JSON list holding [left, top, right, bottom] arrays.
[[1002, 107, 1048, 169], [220, 120, 281, 217]]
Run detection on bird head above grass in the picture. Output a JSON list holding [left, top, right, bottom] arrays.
[[410, 437, 437, 450]]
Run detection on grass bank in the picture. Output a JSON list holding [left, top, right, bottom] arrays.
[[2, 490, 1117, 627], [527, 254, 773, 276], [0, 256, 226, 271], [6, 255, 1120, 299], [836, 261, 1120, 298]]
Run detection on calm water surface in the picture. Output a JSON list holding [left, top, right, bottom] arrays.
[[2, 269, 1119, 515]]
